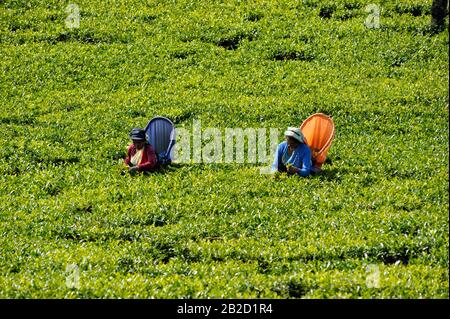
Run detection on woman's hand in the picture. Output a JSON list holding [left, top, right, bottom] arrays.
[[128, 166, 140, 173], [286, 165, 299, 174]]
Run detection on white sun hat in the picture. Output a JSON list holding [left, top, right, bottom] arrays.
[[284, 127, 305, 144]]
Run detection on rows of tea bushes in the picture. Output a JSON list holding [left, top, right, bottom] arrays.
[[0, 0, 448, 298]]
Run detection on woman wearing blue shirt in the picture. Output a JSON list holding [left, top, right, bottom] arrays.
[[272, 127, 312, 177]]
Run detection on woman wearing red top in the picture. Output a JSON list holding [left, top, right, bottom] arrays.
[[124, 128, 158, 173]]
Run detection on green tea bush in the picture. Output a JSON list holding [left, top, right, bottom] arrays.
[[0, 0, 448, 298]]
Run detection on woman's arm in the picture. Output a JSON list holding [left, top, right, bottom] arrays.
[[137, 144, 158, 171], [124, 144, 134, 166], [296, 146, 311, 177], [286, 145, 311, 177]]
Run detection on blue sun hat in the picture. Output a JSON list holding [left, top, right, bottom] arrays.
[[129, 128, 146, 141], [284, 127, 305, 144]]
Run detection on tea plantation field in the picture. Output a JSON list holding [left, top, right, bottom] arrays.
[[0, 0, 448, 298]]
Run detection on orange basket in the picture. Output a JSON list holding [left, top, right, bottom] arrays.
[[300, 113, 335, 169]]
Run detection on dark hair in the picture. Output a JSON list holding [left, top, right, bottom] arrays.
[[286, 135, 301, 145], [129, 128, 146, 141]]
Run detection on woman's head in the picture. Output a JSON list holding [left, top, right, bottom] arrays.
[[129, 128, 147, 149], [284, 127, 305, 148]]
